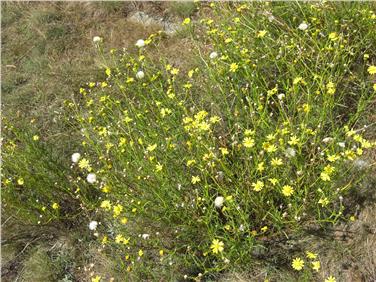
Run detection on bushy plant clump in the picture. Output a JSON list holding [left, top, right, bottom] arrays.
[[2, 2, 376, 280]]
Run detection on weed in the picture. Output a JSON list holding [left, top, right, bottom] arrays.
[[2, 2, 376, 281]]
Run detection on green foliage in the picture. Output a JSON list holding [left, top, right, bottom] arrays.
[[2, 2, 376, 280], [1, 123, 84, 223]]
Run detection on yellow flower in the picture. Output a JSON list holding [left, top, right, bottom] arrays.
[[293, 77, 303, 85], [138, 249, 144, 257], [230, 63, 239, 73], [126, 77, 134, 84], [210, 239, 224, 254], [101, 185, 110, 193], [292, 257, 304, 271], [306, 251, 317, 259], [124, 116, 133, 123], [160, 108, 172, 117], [325, 276, 336, 282], [155, 163, 163, 172], [282, 185, 294, 197], [121, 217, 128, 224], [267, 86, 278, 97], [117, 235, 129, 245], [311, 261, 320, 271], [265, 134, 275, 141], [17, 178, 24, 186], [252, 180, 264, 192], [171, 68, 180, 75], [113, 204, 123, 217], [257, 30, 267, 38], [271, 158, 283, 167], [303, 103, 311, 113], [236, 3, 248, 12], [327, 154, 340, 162], [326, 81, 336, 95], [320, 172, 331, 181], [147, 144, 157, 152], [360, 139, 372, 149], [367, 65, 376, 75], [115, 234, 124, 244], [187, 159, 196, 166], [191, 175, 201, 184], [268, 178, 278, 186], [263, 142, 277, 153], [243, 137, 255, 148], [78, 158, 90, 170], [92, 275, 101, 282], [257, 162, 265, 172], [346, 129, 356, 137], [100, 200, 112, 210], [288, 136, 300, 146], [318, 197, 329, 206], [324, 165, 335, 174], [220, 147, 229, 156], [244, 129, 255, 136], [182, 18, 191, 25], [328, 32, 338, 41], [183, 82, 192, 89], [209, 116, 221, 124], [52, 202, 59, 210], [32, 135, 40, 141]]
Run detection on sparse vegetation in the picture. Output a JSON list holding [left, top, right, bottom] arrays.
[[2, 2, 376, 281]]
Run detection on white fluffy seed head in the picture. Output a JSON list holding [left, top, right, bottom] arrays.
[[338, 142, 346, 148], [136, 70, 145, 79], [142, 234, 150, 240], [71, 152, 81, 163], [209, 51, 218, 59], [298, 23, 308, 31], [285, 147, 296, 158], [214, 196, 224, 208], [93, 36, 102, 43], [89, 220, 98, 230], [322, 137, 333, 143], [86, 173, 97, 184], [135, 39, 145, 48]]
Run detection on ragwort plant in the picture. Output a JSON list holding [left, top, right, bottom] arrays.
[[64, 2, 376, 279], [2, 2, 376, 280]]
